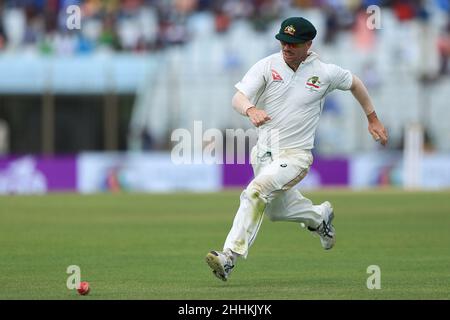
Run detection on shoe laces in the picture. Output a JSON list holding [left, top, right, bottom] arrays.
[[224, 263, 234, 274], [308, 220, 333, 239], [224, 253, 235, 273], [318, 220, 333, 238]]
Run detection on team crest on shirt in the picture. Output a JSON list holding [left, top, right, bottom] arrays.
[[305, 76, 321, 91], [271, 69, 283, 81]]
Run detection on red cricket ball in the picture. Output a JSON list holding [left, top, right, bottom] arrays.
[[77, 281, 90, 296]]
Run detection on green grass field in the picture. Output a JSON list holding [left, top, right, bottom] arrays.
[[0, 190, 449, 300]]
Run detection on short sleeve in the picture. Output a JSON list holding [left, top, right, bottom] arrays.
[[235, 59, 268, 104], [327, 64, 353, 91]]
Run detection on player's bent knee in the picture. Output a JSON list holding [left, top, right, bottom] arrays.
[[241, 189, 270, 217], [244, 186, 268, 204]]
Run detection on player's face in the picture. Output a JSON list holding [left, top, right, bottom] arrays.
[[280, 40, 312, 66]]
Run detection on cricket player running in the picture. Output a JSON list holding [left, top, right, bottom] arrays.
[[206, 17, 388, 281]]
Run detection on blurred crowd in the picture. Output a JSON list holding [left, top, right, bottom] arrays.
[[0, 0, 449, 68]]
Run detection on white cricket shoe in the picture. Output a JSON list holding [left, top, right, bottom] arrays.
[[205, 250, 235, 281], [308, 201, 336, 250]]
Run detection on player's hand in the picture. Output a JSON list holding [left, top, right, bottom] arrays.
[[246, 107, 271, 127], [367, 112, 388, 146]]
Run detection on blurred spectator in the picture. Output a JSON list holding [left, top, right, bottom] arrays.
[[392, 0, 416, 22], [250, 0, 283, 32], [437, 17, 450, 76], [2, 6, 26, 51], [0, 7, 6, 50], [353, 7, 376, 52], [98, 12, 120, 51], [323, 4, 339, 44], [214, 8, 231, 34]]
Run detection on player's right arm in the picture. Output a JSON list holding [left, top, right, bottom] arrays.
[[232, 91, 271, 127], [233, 57, 272, 127]]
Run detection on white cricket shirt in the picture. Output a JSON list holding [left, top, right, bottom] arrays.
[[235, 51, 353, 151]]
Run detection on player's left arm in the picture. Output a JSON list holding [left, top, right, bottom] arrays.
[[350, 74, 388, 146]]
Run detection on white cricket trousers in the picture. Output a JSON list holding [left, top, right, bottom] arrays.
[[223, 146, 325, 258]]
